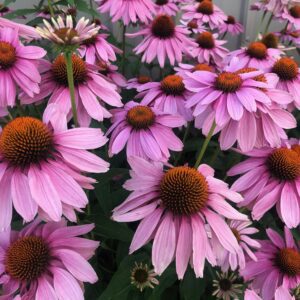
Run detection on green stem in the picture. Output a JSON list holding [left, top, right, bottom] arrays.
[[65, 52, 79, 127], [194, 121, 216, 168], [121, 24, 126, 75], [47, 0, 55, 18], [89, 0, 94, 10], [220, 32, 227, 40], [255, 11, 267, 40], [174, 122, 191, 166], [7, 111, 13, 121], [263, 13, 273, 35]]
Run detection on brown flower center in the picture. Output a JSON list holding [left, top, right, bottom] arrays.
[[272, 57, 298, 81], [137, 75, 151, 84], [82, 34, 98, 46], [151, 15, 175, 39], [161, 75, 185, 95], [197, 1, 214, 15], [236, 67, 267, 84], [226, 15, 236, 24], [156, 0, 168, 5], [0, 117, 53, 167], [193, 63, 213, 72], [231, 228, 241, 242], [246, 42, 267, 59], [219, 278, 232, 291], [261, 33, 279, 49], [52, 54, 87, 86], [187, 20, 198, 29], [160, 166, 209, 215], [126, 106, 155, 130], [6, 236, 50, 281], [133, 269, 149, 283], [275, 248, 300, 276], [290, 5, 300, 19], [196, 31, 215, 49], [53, 27, 78, 44], [267, 148, 300, 181], [0, 41, 16, 69], [215, 72, 242, 93]]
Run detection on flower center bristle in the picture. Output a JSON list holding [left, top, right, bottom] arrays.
[[52, 54, 87, 86], [133, 269, 149, 283], [215, 72, 242, 93], [267, 148, 300, 181], [5, 236, 50, 281], [161, 75, 185, 95], [226, 15, 236, 24], [290, 5, 300, 18], [0, 41, 16, 69], [272, 57, 298, 81], [160, 166, 209, 215], [193, 63, 213, 72], [151, 15, 175, 39], [219, 278, 232, 291], [126, 106, 155, 130], [137, 75, 151, 84], [275, 248, 300, 276], [0, 117, 53, 167], [246, 42, 267, 59], [292, 145, 300, 156], [196, 31, 215, 49], [231, 228, 241, 242], [187, 20, 198, 29], [236, 67, 267, 83], [261, 33, 279, 48], [156, 0, 168, 5], [197, 1, 214, 15], [53, 27, 78, 43]]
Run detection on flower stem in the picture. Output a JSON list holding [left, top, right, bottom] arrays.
[[263, 13, 273, 35], [65, 52, 79, 127], [194, 121, 216, 168], [47, 0, 55, 18], [121, 24, 127, 75], [255, 11, 267, 40]]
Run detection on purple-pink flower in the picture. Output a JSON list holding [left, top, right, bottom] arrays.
[[0, 105, 109, 229], [228, 140, 300, 228], [112, 157, 247, 279], [154, 0, 179, 16], [219, 15, 244, 35], [127, 15, 197, 67], [0, 219, 99, 299], [106, 101, 185, 162], [241, 227, 300, 300]]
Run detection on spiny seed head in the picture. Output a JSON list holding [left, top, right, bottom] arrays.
[[160, 166, 209, 215], [0, 117, 53, 168], [267, 148, 300, 181], [52, 54, 87, 86], [246, 42, 267, 59], [0, 41, 16, 69], [151, 15, 175, 39], [261, 33, 279, 49], [196, 31, 215, 49], [161, 75, 185, 95], [5, 236, 50, 281], [226, 15, 236, 24], [290, 5, 300, 18], [187, 20, 198, 29], [215, 72, 242, 93], [272, 57, 298, 81], [197, 1, 214, 15], [275, 248, 300, 276], [137, 75, 151, 84], [193, 63, 213, 72], [126, 106, 155, 130], [219, 278, 232, 291]]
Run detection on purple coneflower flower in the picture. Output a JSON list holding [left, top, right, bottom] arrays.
[[280, 4, 300, 29], [219, 15, 244, 36], [154, 0, 179, 16], [112, 157, 247, 278], [127, 75, 152, 90]]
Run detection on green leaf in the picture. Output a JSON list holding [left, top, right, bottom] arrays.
[[4, 9, 37, 19]]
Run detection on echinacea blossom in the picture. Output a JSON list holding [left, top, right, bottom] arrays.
[[241, 227, 300, 300], [212, 272, 243, 300], [106, 101, 185, 162], [261, 32, 280, 49], [154, 0, 179, 16], [127, 15, 197, 67], [219, 16, 244, 35], [36, 15, 99, 45], [130, 262, 159, 291], [112, 157, 247, 279], [226, 41, 282, 70], [0, 27, 46, 108], [191, 31, 228, 67], [78, 30, 122, 64], [96, 0, 155, 25], [228, 140, 300, 228], [182, 0, 226, 30], [175, 62, 215, 78], [0, 105, 109, 228], [127, 75, 152, 90], [180, 19, 206, 34], [271, 57, 300, 108], [136, 74, 193, 121], [212, 220, 260, 272], [0, 219, 99, 299], [280, 4, 300, 29], [21, 54, 122, 126]]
